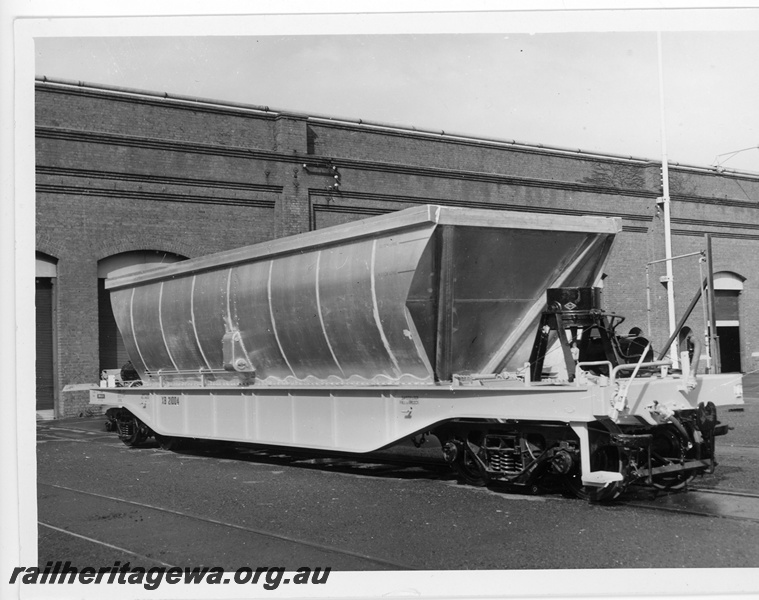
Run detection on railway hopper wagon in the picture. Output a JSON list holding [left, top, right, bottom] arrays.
[[91, 205, 743, 501]]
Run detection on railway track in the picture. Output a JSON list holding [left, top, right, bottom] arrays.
[[621, 486, 759, 523], [38, 479, 759, 571], [37, 422, 759, 571], [38, 482, 412, 570]]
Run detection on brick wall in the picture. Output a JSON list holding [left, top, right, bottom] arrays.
[[35, 79, 759, 416]]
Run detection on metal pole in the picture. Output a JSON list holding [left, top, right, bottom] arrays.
[[698, 257, 712, 372], [647, 251, 704, 266], [705, 234, 721, 373], [646, 266, 652, 338], [657, 32, 678, 369]]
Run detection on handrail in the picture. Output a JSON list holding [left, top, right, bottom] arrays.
[[576, 360, 614, 371], [147, 367, 230, 388], [611, 360, 672, 383]]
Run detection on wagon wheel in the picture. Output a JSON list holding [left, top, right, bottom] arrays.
[[564, 422, 626, 503], [453, 443, 489, 487], [650, 425, 700, 491], [118, 414, 148, 447], [447, 431, 489, 487]]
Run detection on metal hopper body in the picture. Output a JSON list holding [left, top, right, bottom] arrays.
[[107, 205, 618, 387]]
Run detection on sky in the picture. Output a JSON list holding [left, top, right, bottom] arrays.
[[34, 28, 759, 173]]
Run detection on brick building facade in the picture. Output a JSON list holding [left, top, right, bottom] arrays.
[[35, 77, 759, 417]]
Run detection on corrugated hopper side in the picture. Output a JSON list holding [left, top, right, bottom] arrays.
[[106, 205, 621, 386]]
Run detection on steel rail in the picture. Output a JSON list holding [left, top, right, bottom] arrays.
[[689, 487, 759, 499], [38, 522, 176, 568], [622, 487, 759, 524]]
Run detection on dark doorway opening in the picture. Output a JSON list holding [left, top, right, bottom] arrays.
[[717, 326, 742, 373], [36, 277, 55, 410], [714, 288, 742, 374]]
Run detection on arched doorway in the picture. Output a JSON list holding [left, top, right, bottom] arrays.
[[36, 252, 58, 414], [98, 251, 186, 373], [713, 271, 745, 373]]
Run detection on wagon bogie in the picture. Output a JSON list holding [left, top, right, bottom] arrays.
[[105, 407, 150, 448]]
